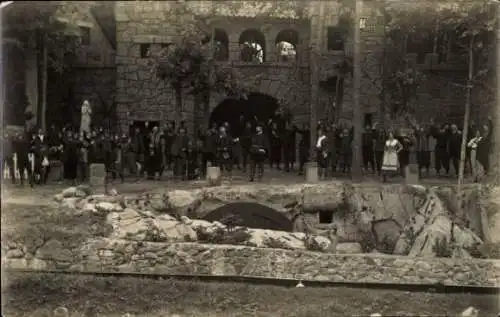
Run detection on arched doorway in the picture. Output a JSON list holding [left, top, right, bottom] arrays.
[[209, 92, 280, 136], [203, 202, 293, 232], [275, 29, 299, 62], [239, 29, 266, 63]]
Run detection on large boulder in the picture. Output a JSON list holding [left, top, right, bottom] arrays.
[[107, 208, 197, 242], [336, 242, 363, 254], [408, 215, 482, 257], [143, 190, 204, 217], [483, 186, 500, 244], [95, 202, 123, 213], [251, 230, 309, 250], [371, 218, 402, 253], [302, 183, 345, 212], [61, 185, 91, 198]]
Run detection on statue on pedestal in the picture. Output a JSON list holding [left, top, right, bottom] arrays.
[[80, 100, 92, 135]]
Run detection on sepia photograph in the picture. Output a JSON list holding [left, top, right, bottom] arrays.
[[1, 0, 499, 316]]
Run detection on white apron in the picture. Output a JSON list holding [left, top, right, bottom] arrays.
[[381, 139, 400, 172]]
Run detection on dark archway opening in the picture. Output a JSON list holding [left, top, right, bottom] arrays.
[[213, 28, 229, 61], [209, 93, 280, 136], [203, 202, 293, 232]]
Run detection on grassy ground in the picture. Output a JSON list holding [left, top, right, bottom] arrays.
[[1, 203, 111, 254], [2, 272, 499, 317]]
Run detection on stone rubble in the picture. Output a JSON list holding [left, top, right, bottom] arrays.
[[50, 183, 492, 258]]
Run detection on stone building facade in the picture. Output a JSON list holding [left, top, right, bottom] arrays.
[[112, 1, 473, 133]]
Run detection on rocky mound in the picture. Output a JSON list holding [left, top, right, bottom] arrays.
[[52, 182, 495, 259]]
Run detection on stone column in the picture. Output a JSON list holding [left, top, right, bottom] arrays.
[[265, 37, 275, 62], [305, 1, 325, 182], [405, 144, 419, 184], [229, 37, 240, 62]]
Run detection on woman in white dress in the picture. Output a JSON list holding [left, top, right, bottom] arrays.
[[381, 131, 403, 182]]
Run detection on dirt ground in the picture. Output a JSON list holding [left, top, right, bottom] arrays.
[[2, 272, 499, 317], [1, 166, 470, 206]]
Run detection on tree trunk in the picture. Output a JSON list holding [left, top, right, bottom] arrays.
[[457, 35, 474, 192], [308, 2, 325, 164], [379, 16, 388, 130], [40, 33, 48, 131], [351, 0, 363, 181]]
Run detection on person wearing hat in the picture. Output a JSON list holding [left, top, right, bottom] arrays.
[[249, 125, 269, 182]]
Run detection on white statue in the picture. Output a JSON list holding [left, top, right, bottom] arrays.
[[80, 100, 92, 134]]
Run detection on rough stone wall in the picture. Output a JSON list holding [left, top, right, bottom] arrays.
[[3, 238, 500, 287], [112, 0, 472, 130], [115, 1, 312, 131], [415, 71, 467, 125]]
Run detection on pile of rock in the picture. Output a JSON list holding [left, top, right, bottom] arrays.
[[52, 183, 487, 258], [52, 186, 359, 253]]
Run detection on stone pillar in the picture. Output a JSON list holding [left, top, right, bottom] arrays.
[[307, 1, 325, 169], [228, 32, 240, 62], [206, 165, 222, 186], [89, 163, 106, 191], [405, 150, 419, 184], [305, 162, 319, 183], [265, 37, 275, 62]]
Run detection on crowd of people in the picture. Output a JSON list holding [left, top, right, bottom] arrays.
[[314, 116, 493, 182], [1, 113, 494, 187]]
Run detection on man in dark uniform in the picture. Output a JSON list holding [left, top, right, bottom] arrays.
[[432, 123, 450, 176], [32, 128, 50, 184], [201, 127, 217, 177], [269, 122, 281, 169], [216, 126, 233, 179], [129, 125, 144, 177], [282, 121, 296, 172], [297, 123, 310, 175], [240, 121, 253, 173], [163, 121, 175, 171], [172, 127, 190, 180], [447, 124, 462, 177], [362, 124, 375, 173], [373, 127, 386, 176], [327, 123, 339, 176], [249, 125, 269, 182]]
